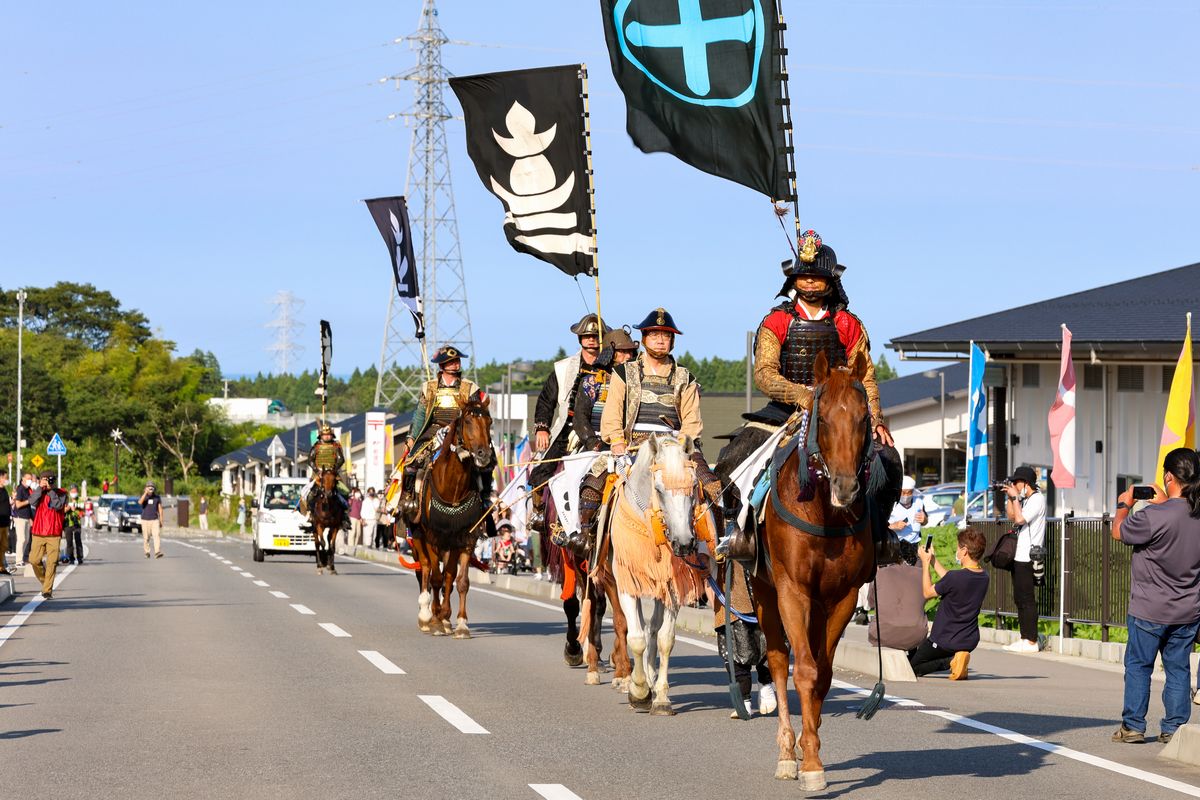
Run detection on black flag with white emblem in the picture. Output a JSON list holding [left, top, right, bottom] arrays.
[[364, 196, 425, 339], [600, 0, 791, 201], [450, 65, 595, 277]]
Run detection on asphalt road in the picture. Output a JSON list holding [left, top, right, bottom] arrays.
[[3, 532, 1200, 800]]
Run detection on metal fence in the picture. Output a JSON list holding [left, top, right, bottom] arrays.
[[969, 516, 1129, 641]]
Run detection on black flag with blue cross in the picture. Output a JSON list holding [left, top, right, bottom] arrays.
[[599, 0, 791, 200]]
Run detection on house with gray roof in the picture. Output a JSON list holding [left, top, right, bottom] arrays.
[[889, 261, 1200, 515]]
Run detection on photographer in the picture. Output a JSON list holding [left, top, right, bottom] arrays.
[[1110, 448, 1200, 745], [909, 528, 990, 679], [1003, 466, 1046, 654]]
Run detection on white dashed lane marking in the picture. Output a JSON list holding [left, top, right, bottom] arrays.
[[253, 580, 269, 587], [419, 695, 489, 734], [358, 650, 405, 674], [241, 572, 255, 578], [319, 623, 351, 638], [270, 591, 289, 599], [290, 604, 315, 615], [530, 786, 584, 800]]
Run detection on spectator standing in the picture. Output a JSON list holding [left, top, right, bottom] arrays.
[[237, 497, 246, 533], [0, 472, 11, 575], [1003, 465, 1046, 653], [360, 488, 379, 549], [909, 528, 990, 679], [140, 483, 164, 559], [197, 495, 209, 531], [12, 472, 34, 569], [82, 496, 95, 531], [29, 471, 68, 599], [62, 487, 83, 565], [1110, 448, 1200, 745], [347, 488, 363, 550]]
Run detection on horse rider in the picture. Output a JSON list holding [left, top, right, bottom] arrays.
[[564, 326, 640, 557], [528, 313, 611, 532], [400, 345, 495, 533], [600, 308, 725, 528], [300, 423, 350, 531], [720, 230, 901, 554]]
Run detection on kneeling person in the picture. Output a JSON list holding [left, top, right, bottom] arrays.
[[909, 529, 989, 680]]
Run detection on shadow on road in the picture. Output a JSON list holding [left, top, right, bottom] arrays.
[[931, 709, 1115, 738], [33, 594, 249, 612], [818, 742, 1048, 797], [0, 728, 62, 740]]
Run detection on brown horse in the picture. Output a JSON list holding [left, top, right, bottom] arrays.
[[405, 395, 494, 638], [751, 351, 879, 791], [311, 467, 344, 575]]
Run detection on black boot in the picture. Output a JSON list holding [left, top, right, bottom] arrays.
[[723, 492, 756, 563]]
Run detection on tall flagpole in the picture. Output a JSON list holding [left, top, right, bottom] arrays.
[[965, 340, 974, 515], [775, 3, 800, 238], [581, 63, 602, 328]]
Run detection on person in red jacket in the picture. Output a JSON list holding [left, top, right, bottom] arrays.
[[30, 471, 68, 599]]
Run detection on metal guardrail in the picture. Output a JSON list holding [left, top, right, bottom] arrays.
[[968, 515, 1127, 642]]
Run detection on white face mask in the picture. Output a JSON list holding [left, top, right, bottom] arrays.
[[24, 479, 32, 488]]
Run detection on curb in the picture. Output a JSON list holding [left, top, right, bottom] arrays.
[[0, 575, 13, 605], [1160, 724, 1200, 765]]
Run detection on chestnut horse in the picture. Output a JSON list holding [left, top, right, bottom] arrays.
[[751, 351, 880, 791], [312, 467, 344, 575], [405, 395, 494, 638]]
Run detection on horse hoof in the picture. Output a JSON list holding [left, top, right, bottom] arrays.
[[629, 691, 652, 712], [650, 702, 676, 717], [453, 629, 471, 639], [775, 760, 798, 781], [561, 642, 580, 671], [432, 629, 446, 637], [585, 672, 600, 686], [800, 771, 827, 792], [418, 624, 431, 633], [612, 677, 629, 693], [329, 568, 337, 575]]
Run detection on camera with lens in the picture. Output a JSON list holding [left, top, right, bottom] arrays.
[[989, 480, 1013, 492]]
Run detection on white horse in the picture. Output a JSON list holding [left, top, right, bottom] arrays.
[[608, 433, 713, 716]]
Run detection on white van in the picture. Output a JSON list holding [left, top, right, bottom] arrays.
[[251, 478, 313, 562]]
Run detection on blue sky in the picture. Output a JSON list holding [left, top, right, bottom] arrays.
[[3, 1, 1197, 379]]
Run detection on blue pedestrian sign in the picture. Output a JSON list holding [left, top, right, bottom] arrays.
[[47, 433, 67, 457]]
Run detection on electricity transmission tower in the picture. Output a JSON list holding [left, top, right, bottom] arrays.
[[375, 0, 477, 408], [266, 290, 304, 375]]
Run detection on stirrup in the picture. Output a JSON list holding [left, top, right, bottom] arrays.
[[725, 524, 756, 563]]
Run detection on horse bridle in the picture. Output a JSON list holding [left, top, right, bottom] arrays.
[[447, 404, 494, 471], [804, 379, 874, 491]]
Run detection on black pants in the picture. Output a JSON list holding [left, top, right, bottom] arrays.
[[1012, 561, 1038, 642], [64, 526, 83, 562], [374, 522, 390, 549], [908, 638, 954, 677]]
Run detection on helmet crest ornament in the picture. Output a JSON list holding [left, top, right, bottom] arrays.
[[798, 230, 822, 264]]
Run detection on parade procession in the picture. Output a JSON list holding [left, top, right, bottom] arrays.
[[4, 2, 1200, 799]]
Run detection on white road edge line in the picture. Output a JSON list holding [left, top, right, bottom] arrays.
[[418, 695, 488, 734], [358, 650, 405, 675], [319, 622, 351, 638], [0, 561, 79, 651], [253, 580, 270, 587], [290, 604, 315, 615], [269, 591, 290, 599], [530, 785, 584, 800]]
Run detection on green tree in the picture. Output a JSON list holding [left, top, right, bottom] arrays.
[[0, 282, 152, 349], [874, 353, 899, 382]]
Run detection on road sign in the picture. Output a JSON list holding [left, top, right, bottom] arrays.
[[266, 435, 287, 458], [47, 433, 67, 456], [30, 454, 44, 469]]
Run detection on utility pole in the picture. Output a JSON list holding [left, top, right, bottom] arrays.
[[15, 290, 27, 479], [375, 0, 478, 408], [940, 370, 946, 484]]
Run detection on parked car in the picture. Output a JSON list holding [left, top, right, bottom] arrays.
[[111, 497, 146, 534], [917, 483, 965, 527], [96, 494, 126, 530]]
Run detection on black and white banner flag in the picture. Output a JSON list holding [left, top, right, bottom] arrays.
[[600, 0, 791, 201], [364, 196, 425, 339], [450, 65, 595, 278]]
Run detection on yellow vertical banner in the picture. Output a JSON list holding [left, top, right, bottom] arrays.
[[340, 431, 353, 470], [1157, 313, 1195, 484], [384, 425, 395, 466]]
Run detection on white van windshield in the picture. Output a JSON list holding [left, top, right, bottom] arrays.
[[263, 484, 301, 510]]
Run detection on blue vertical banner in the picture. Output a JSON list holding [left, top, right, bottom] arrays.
[[966, 342, 990, 493]]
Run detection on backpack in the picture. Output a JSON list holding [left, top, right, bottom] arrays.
[[985, 528, 1019, 571]]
